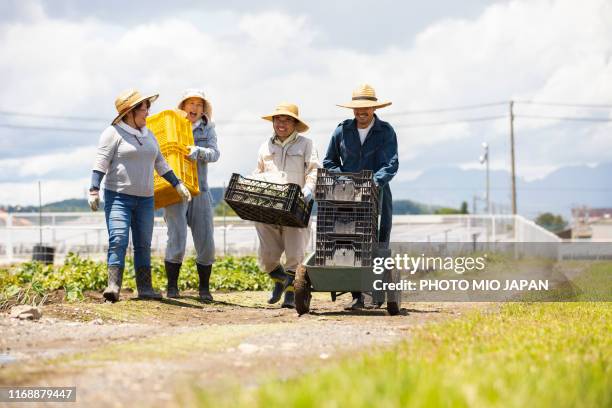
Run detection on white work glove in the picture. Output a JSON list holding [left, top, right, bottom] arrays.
[[302, 187, 313, 204], [175, 182, 192, 202], [88, 189, 100, 212], [186, 145, 200, 161]]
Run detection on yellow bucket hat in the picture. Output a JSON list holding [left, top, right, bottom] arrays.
[[336, 84, 392, 109], [112, 89, 159, 125], [262, 102, 309, 133]]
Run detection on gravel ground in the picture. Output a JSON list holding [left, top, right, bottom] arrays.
[[0, 291, 490, 407]]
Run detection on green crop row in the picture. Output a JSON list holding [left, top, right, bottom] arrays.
[[0, 253, 271, 309]]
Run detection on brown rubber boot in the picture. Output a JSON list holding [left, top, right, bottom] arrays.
[[103, 265, 123, 303]]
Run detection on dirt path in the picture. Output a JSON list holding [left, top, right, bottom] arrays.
[[0, 291, 490, 407]]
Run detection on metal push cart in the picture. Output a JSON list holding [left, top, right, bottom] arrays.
[[294, 169, 401, 316]]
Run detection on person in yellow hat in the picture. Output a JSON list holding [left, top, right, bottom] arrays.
[[88, 89, 192, 302], [323, 84, 399, 310], [253, 103, 320, 308], [163, 89, 219, 302]]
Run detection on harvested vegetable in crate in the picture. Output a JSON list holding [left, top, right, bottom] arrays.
[[224, 173, 313, 228]]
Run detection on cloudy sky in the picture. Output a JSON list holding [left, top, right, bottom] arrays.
[[1, 0, 611, 206]]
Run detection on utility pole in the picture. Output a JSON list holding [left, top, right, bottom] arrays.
[[479, 142, 490, 214], [38, 181, 43, 246], [509, 101, 517, 215], [222, 182, 227, 256]]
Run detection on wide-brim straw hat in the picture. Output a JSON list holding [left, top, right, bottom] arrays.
[[336, 83, 392, 109], [112, 89, 159, 125], [177, 88, 213, 120], [262, 102, 309, 133]]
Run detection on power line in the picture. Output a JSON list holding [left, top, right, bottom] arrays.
[[2, 112, 611, 133], [515, 114, 612, 122], [514, 100, 612, 109], [0, 103, 509, 123], [400, 187, 612, 191], [386, 101, 507, 116], [0, 99, 611, 129], [0, 124, 100, 133], [0, 110, 107, 122], [394, 115, 507, 129]]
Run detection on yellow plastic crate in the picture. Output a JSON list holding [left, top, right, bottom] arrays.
[[147, 111, 200, 209], [146, 109, 193, 147]]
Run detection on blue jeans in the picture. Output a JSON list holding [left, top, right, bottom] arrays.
[[104, 189, 154, 269]]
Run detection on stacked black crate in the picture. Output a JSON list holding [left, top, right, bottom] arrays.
[[314, 169, 379, 267]]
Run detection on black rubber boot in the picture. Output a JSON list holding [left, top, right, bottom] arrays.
[[281, 270, 295, 309], [345, 292, 365, 310], [135, 266, 162, 300], [165, 261, 181, 298], [103, 265, 123, 303], [197, 263, 213, 302], [268, 265, 286, 304]]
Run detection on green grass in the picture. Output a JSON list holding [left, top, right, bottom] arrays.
[[192, 263, 612, 408]]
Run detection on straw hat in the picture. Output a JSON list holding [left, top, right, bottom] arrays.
[[177, 88, 213, 120], [112, 89, 159, 125], [336, 84, 392, 109], [262, 102, 309, 133]]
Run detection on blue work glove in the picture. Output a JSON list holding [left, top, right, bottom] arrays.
[[302, 187, 313, 204]]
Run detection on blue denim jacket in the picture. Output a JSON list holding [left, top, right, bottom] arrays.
[[323, 114, 398, 186], [322, 114, 399, 243], [192, 118, 220, 191]]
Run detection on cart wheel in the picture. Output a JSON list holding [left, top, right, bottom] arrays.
[[294, 265, 312, 316], [387, 301, 400, 316]]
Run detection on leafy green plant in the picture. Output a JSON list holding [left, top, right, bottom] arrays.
[[0, 253, 271, 309]]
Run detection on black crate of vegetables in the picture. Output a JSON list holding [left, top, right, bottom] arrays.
[[224, 173, 313, 228]]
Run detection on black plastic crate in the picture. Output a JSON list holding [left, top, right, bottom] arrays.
[[224, 173, 313, 228], [316, 201, 378, 236], [315, 169, 379, 206], [315, 233, 375, 267]]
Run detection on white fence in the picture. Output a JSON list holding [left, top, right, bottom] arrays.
[[0, 213, 561, 264]]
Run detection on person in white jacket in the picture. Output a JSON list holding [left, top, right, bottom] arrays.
[[164, 89, 220, 302], [253, 103, 320, 308]]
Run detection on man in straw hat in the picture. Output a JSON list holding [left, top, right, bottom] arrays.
[[164, 89, 219, 302], [89, 89, 192, 302], [253, 103, 320, 308], [323, 84, 399, 310]]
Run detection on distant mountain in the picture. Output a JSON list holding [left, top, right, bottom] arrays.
[[9, 162, 605, 219], [2, 199, 90, 213], [1, 187, 228, 214], [391, 162, 612, 217], [393, 199, 436, 215]]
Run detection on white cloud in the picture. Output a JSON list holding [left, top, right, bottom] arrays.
[[0, 146, 95, 178], [238, 11, 315, 49], [0, 178, 89, 206], [1, 0, 612, 205]]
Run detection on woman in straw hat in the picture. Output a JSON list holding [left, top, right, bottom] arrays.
[[88, 89, 192, 302], [254, 103, 320, 308], [323, 84, 399, 310], [163, 89, 219, 302]]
